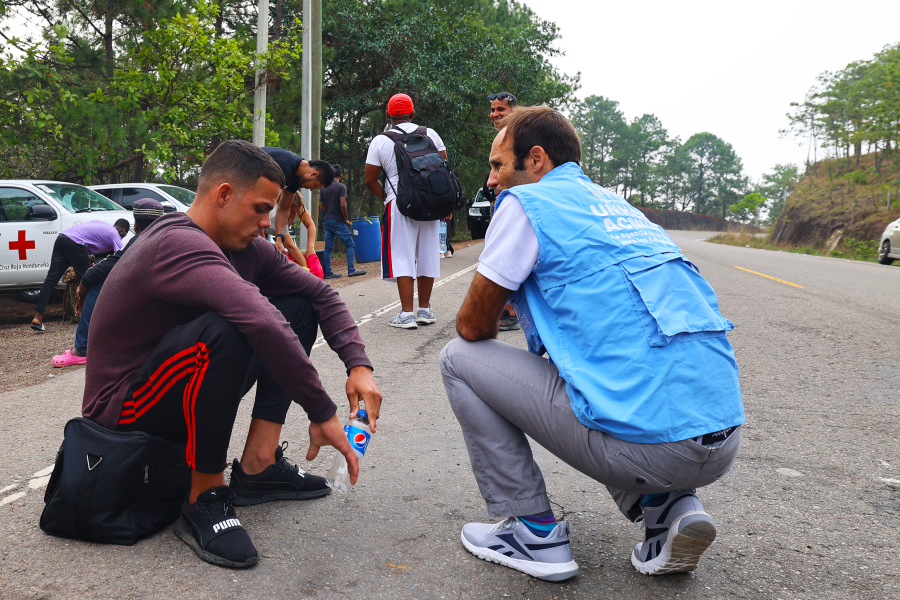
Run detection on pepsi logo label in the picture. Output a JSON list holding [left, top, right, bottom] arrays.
[[344, 425, 370, 455]]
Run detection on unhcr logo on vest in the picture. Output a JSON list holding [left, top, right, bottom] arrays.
[[577, 178, 663, 234]]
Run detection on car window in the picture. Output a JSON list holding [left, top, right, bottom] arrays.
[[0, 187, 52, 222], [122, 188, 167, 209], [157, 185, 195, 206], [94, 188, 116, 201], [38, 184, 122, 212]]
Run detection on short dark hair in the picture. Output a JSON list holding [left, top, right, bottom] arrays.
[[198, 140, 285, 194], [308, 159, 335, 187], [114, 218, 130, 230], [500, 106, 581, 170], [331, 163, 343, 177]]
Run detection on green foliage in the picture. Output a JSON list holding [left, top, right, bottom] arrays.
[[785, 43, 900, 173], [298, 0, 576, 217], [755, 163, 798, 223], [0, 1, 298, 183], [729, 192, 766, 224], [570, 96, 748, 217], [843, 237, 878, 261]]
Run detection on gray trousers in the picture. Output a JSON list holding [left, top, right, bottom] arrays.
[[439, 337, 741, 521]]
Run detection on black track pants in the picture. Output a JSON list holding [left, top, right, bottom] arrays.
[[35, 234, 92, 313], [117, 294, 318, 473]]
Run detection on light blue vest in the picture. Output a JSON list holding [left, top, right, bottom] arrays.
[[499, 162, 744, 443]]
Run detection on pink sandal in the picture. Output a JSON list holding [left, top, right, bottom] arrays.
[[51, 348, 86, 368]]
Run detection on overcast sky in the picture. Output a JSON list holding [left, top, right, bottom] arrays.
[[522, 0, 900, 182]]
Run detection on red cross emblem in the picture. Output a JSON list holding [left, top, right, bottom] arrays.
[[9, 230, 36, 260]]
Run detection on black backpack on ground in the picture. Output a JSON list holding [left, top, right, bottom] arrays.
[[380, 125, 465, 221], [40, 417, 190, 545]]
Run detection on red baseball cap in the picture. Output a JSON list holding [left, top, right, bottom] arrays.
[[387, 93, 415, 116]]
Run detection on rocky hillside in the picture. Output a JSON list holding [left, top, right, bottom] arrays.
[[772, 152, 900, 249]]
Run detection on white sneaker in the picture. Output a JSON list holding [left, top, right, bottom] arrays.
[[631, 492, 717, 575], [461, 517, 579, 582], [388, 313, 417, 329], [415, 307, 436, 325]]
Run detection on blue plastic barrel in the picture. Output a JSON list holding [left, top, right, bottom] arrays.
[[351, 216, 382, 263]]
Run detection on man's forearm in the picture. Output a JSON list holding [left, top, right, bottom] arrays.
[[365, 180, 384, 200], [274, 190, 293, 234], [341, 204, 349, 222]]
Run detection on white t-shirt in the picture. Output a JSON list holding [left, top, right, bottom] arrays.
[[476, 194, 539, 291], [365, 122, 446, 205]]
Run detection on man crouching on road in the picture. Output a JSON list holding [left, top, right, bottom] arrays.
[[440, 106, 743, 581], [82, 140, 382, 568]]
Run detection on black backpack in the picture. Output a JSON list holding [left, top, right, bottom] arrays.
[[380, 125, 465, 221]]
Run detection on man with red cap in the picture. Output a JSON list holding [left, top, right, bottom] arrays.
[[365, 93, 448, 329]]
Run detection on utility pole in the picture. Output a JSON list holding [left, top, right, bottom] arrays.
[[252, 0, 269, 147], [301, 0, 322, 241]]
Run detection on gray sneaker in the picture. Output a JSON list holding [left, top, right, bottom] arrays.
[[461, 517, 579, 582], [388, 313, 418, 329], [499, 309, 521, 331], [631, 492, 717, 575], [415, 307, 436, 325]]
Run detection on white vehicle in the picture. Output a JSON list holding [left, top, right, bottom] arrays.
[[878, 217, 900, 265], [89, 183, 195, 213], [0, 181, 134, 295]]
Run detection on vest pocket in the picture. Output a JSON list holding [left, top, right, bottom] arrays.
[[620, 256, 732, 347]]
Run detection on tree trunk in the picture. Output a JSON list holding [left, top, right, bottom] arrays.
[[104, 10, 114, 78], [274, 0, 283, 39], [132, 155, 144, 183]]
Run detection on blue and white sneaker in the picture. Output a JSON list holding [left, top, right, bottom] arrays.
[[388, 313, 418, 329], [631, 492, 717, 575], [461, 517, 579, 582], [415, 307, 436, 325]]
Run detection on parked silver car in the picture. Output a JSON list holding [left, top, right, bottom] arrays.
[[89, 183, 195, 213], [878, 217, 900, 264]]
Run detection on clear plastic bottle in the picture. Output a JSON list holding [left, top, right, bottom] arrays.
[[325, 404, 372, 494]]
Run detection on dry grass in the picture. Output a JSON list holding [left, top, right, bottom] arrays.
[[707, 231, 881, 262]]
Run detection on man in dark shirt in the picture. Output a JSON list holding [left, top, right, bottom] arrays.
[[319, 164, 366, 279], [51, 198, 166, 368], [83, 140, 382, 569], [262, 147, 334, 252]]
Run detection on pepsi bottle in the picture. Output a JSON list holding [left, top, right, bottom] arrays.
[[325, 402, 372, 494]]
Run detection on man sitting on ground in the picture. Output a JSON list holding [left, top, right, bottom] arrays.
[[31, 218, 129, 332], [52, 199, 165, 367], [82, 140, 382, 569], [441, 107, 743, 581]]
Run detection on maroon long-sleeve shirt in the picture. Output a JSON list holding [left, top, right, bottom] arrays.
[[82, 213, 371, 428]]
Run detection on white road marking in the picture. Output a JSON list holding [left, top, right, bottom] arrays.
[[313, 263, 479, 349], [32, 465, 54, 478], [28, 475, 51, 489], [0, 492, 26, 506], [776, 468, 803, 477], [878, 477, 900, 485], [0, 484, 17, 494]]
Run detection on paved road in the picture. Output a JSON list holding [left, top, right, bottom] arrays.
[[1, 231, 898, 599]]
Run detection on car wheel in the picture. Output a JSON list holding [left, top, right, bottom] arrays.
[[17, 289, 40, 304], [878, 240, 894, 265], [470, 223, 487, 240]]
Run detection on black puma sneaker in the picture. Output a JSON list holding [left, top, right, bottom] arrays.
[[229, 441, 331, 506], [173, 486, 258, 569]]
